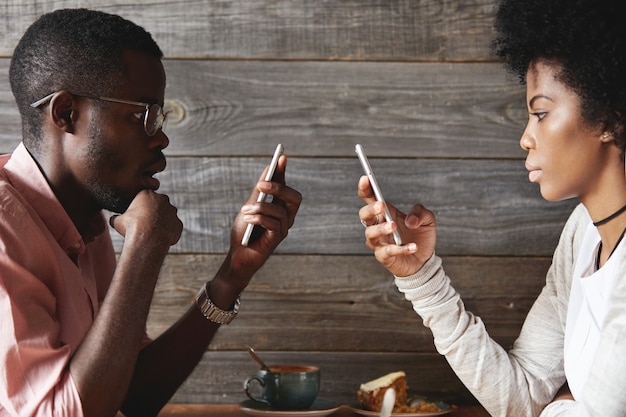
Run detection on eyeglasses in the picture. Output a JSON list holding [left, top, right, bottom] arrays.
[[30, 92, 167, 136]]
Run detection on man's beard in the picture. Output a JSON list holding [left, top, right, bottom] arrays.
[[84, 121, 133, 214], [87, 178, 131, 214]]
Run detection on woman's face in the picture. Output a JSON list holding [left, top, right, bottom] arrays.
[[521, 60, 606, 202]]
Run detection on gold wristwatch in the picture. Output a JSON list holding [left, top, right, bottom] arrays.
[[195, 281, 240, 325]]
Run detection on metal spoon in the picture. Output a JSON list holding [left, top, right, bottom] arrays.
[[247, 346, 269, 370], [380, 388, 396, 417]]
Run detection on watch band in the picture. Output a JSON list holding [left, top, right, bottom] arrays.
[[195, 281, 240, 325]]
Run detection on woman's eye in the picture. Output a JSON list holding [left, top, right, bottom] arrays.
[[531, 111, 547, 121]]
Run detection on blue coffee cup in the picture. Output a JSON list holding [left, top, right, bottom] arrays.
[[244, 365, 320, 410]]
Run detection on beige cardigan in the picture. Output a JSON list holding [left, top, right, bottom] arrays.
[[394, 204, 626, 417]]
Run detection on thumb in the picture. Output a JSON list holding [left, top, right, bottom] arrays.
[[109, 214, 126, 236]]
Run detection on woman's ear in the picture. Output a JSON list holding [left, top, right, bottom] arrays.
[[600, 131, 613, 143], [49, 90, 75, 133], [600, 125, 624, 143]]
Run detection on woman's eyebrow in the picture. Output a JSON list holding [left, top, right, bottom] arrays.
[[529, 94, 553, 107]]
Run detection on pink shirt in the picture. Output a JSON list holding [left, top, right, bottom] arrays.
[[0, 143, 116, 416]]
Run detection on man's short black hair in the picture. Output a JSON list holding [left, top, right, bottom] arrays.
[[9, 8, 163, 147], [493, 0, 626, 155]]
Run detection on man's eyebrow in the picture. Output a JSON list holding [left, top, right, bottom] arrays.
[[138, 97, 159, 104]]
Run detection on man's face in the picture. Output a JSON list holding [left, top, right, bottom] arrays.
[[76, 50, 169, 213]]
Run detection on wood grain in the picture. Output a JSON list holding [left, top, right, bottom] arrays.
[[159, 61, 527, 158], [148, 255, 552, 351], [0, 0, 497, 61], [0, 60, 527, 157]]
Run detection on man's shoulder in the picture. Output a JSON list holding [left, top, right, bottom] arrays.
[[0, 174, 35, 227], [0, 144, 55, 221], [0, 152, 13, 183], [0, 152, 11, 167], [0, 145, 30, 192], [0, 153, 43, 231]]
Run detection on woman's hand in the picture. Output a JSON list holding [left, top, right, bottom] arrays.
[[357, 175, 437, 277]]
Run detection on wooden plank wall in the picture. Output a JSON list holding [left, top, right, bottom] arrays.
[[0, 0, 578, 408]]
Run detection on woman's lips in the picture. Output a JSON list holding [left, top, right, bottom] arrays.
[[525, 162, 541, 182]]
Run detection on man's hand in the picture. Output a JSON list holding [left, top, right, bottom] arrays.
[[109, 190, 183, 248], [217, 155, 301, 296]]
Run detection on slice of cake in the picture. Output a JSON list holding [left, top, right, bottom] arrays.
[[357, 371, 407, 412]]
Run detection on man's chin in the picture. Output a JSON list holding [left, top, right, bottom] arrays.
[[100, 195, 132, 214]]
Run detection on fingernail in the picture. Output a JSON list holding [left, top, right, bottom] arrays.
[[109, 215, 119, 228], [406, 215, 419, 227]]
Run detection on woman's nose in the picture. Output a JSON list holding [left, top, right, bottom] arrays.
[[520, 128, 534, 151]]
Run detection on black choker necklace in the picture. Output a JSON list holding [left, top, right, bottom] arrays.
[[593, 203, 626, 227], [596, 226, 626, 270]]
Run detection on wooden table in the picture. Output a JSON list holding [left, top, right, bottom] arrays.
[[155, 404, 490, 416]]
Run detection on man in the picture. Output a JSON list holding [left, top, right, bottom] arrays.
[[0, 8, 301, 417]]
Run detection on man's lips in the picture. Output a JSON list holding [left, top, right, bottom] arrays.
[[144, 155, 167, 174], [142, 157, 167, 189]]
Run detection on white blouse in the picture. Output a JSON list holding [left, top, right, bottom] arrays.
[[564, 221, 622, 400]]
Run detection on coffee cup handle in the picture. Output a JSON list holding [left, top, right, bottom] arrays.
[[244, 376, 271, 406]]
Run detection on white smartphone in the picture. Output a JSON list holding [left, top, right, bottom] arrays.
[[355, 143, 402, 245], [241, 144, 284, 246]]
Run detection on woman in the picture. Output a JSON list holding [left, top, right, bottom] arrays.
[[357, 0, 626, 416]]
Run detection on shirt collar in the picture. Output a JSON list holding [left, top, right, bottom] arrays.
[[2, 143, 106, 254]]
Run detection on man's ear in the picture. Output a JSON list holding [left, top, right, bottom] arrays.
[[49, 91, 75, 133]]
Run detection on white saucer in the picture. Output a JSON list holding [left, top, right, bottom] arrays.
[[350, 402, 452, 417], [239, 398, 340, 417]]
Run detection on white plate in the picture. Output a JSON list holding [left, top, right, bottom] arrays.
[[350, 402, 452, 417], [240, 398, 340, 417]]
